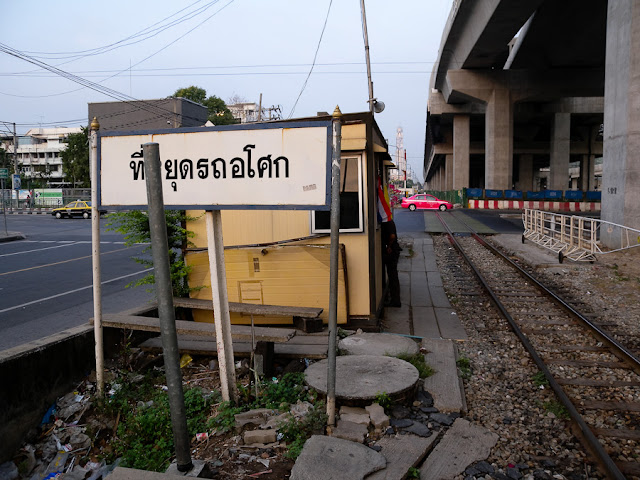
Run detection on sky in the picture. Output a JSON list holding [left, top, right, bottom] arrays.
[[0, 0, 452, 183]]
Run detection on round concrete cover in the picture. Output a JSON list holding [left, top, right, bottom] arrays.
[[338, 332, 419, 356], [305, 355, 419, 401]]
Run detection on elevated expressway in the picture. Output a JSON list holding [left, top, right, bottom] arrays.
[[424, 0, 640, 247]]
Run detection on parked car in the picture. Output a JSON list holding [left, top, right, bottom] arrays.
[[401, 194, 453, 211], [51, 200, 106, 219]]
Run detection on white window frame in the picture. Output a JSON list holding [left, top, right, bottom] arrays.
[[310, 154, 364, 234]]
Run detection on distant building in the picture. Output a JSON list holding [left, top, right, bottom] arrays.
[[1, 127, 82, 186], [88, 97, 208, 132], [227, 102, 282, 124]]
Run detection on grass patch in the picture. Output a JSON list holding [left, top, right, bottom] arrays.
[[456, 356, 472, 380], [394, 353, 435, 379], [532, 371, 549, 387], [543, 400, 570, 419], [374, 391, 393, 410]]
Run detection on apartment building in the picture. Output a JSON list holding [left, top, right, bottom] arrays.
[[2, 127, 82, 186]]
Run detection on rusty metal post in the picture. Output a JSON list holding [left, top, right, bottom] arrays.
[[327, 106, 342, 426], [143, 142, 193, 472]]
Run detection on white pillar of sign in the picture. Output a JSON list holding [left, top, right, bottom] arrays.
[[205, 210, 238, 403]]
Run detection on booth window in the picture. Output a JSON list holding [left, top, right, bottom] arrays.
[[312, 155, 363, 233]]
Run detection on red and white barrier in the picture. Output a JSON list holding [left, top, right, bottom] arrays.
[[467, 200, 601, 212]]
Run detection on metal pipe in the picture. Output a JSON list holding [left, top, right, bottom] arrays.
[[90, 118, 104, 396], [143, 143, 192, 472], [205, 210, 238, 403], [326, 106, 342, 426], [360, 0, 374, 114]]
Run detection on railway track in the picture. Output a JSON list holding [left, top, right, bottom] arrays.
[[435, 211, 640, 480]]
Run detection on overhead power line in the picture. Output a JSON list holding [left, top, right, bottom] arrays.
[[288, 0, 334, 119], [0, 43, 206, 126]]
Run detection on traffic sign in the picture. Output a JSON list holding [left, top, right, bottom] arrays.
[[0, 168, 8, 179]]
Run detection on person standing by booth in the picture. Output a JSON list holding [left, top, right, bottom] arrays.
[[382, 218, 401, 307]]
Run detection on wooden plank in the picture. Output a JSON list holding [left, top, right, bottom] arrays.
[[557, 378, 640, 387], [139, 337, 327, 359], [94, 314, 296, 343], [420, 418, 498, 480], [578, 400, 640, 413], [617, 462, 640, 477], [591, 427, 640, 441], [173, 297, 323, 318], [367, 434, 437, 480], [544, 359, 630, 369], [422, 338, 467, 413]]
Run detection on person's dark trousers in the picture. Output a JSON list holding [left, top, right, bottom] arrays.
[[384, 252, 401, 306]]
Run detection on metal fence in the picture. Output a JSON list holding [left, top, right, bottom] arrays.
[[522, 209, 640, 262]]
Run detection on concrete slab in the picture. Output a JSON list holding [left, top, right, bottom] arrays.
[[419, 418, 498, 480], [305, 355, 419, 402], [383, 304, 412, 335], [426, 271, 443, 287], [424, 254, 439, 273], [410, 272, 432, 307], [435, 309, 468, 341], [165, 460, 209, 477], [489, 233, 570, 269], [422, 339, 467, 413], [367, 434, 437, 480], [331, 419, 368, 442], [398, 271, 411, 287], [428, 286, 451, 308], [338, 333, 419, 356], [290, 435, 386, 480], [412, 307, 440, 339], [110, 467, 185, 480]]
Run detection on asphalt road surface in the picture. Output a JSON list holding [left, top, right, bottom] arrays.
[[0, 214, 155, 352]]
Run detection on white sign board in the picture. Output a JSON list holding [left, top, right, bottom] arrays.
[[98, 122, 331, 210]]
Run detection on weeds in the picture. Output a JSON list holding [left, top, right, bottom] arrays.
[[543, 400, 569, 419], [407, 467, 420, 478], [277, 402, 328, 459], [110, 387, 213, 472], [393, 353, 435, 379], [456, 356, 472, 380], [374, 391, 393, 410], [532, 371, 549, 387]]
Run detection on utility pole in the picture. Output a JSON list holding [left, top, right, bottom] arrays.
[[258, 93, 263, 122], [361, 0, 374, 114], [13, 123, 17, 209]]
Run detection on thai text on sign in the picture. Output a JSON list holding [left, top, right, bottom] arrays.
[[98, 122, 331, 210]]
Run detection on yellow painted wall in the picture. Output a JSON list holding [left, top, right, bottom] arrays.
[[186, 245, 348, 325], [185, 122, 381, 320]]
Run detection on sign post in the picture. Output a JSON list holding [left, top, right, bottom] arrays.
[[97, 121, 332, 416], [144, 142, 193, 472], [326, 107, 342, 426]]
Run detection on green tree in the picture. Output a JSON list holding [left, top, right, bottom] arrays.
[[0, 147, 10, 169], [106, 210, 198, 298], [60, 127, 90, 186], [173, 86, 237, 125]]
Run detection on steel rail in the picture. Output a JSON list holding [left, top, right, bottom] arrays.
[[435, 212, 627, 480]]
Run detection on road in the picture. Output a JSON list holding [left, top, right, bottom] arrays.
[[0, 214, 155, 352]]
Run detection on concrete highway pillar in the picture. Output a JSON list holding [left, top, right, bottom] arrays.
[[485, 88, 513, 189], [445, 154, 453, 190], [550, 113, 571, 191], [602, 0, 640, 246], [580, 154, 595, 191], [517, 154, 534, 191], [453, 115, 470, 189]]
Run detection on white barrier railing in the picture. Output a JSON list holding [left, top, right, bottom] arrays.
[[522, 209, 640, 262]]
